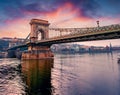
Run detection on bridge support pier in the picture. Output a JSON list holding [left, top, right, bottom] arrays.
[[7, 50, 16, 58], [22, 46, 54, 59]]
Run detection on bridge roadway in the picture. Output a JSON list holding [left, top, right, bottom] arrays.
[[8, 24, 120, 50]]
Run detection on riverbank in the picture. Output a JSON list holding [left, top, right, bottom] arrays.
[[0, 52, 7, 58]]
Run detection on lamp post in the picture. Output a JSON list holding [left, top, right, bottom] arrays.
[[96, 20, 100, 27]]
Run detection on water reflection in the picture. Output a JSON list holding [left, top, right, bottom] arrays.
[[21, 59, 54, 95], [51, 53, 120, 95], [1, 52, 120, 95], [117, 62, 120, 95]]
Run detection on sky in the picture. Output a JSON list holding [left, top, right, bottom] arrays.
[[0, 0, 120, 46]]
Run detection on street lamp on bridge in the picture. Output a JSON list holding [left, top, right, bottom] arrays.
[[96, 20, 100, 27]]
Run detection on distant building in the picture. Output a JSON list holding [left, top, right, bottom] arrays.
[[2, 37, 13, 41], [0, 37, 25, 50]]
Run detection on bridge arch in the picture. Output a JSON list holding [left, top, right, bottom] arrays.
[[38, 29, 46, 40]]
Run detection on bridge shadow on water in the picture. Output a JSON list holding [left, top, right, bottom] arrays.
[[21, 59, 54, 95]]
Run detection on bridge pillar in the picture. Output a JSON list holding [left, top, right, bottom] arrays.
[[22, 45, 54, 59], [7, 50, 16, 58]]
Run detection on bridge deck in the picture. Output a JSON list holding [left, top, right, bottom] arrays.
[[8, 24, 120, 50]]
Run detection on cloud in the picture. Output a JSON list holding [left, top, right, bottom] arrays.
[[21, 0, 100, 18], [66, 0, 100, 18], [0, 0, 120, 25], [96, 0, 120, 17], [0, 18, 30, 38], [0, 0, 100, 23]]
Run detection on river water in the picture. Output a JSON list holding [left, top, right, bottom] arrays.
[[0, 52, 120, 95]]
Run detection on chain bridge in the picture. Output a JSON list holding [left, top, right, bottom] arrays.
[[8, 19, 120, 59]]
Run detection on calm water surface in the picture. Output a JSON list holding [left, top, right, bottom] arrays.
[[0, 52, 120, 95]]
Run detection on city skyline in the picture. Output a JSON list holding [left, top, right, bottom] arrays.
[[0, 0, 120, 46]]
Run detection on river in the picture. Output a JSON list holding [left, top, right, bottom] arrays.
[[0, 52, 120, 95]]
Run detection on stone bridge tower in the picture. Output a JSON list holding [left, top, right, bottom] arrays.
[[30, 19, 50, 42], [22, 19, 54, 59]]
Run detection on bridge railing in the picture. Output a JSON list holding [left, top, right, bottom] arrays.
[[49, 24, 120, 39]]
